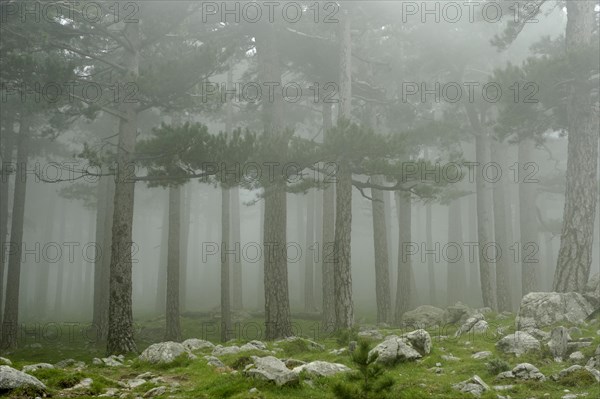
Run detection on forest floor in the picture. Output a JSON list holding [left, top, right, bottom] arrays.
[[3, 311, 600, 399]]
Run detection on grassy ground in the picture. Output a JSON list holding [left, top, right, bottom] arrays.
[[3, 312, 600, 398]]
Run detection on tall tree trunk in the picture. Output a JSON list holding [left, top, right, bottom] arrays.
[[304, 189, 315, 312], [257, 200, 265, 311], [468, 193, 482, 307], [394, 192, 412, 324], [257, 22, 291, 340], [155, 193, 168, 314], [553, 0, 599, 292], [54, 211, 66, 315], [165, 186, 182, 341], [475, 132, 497, 310], [492, 141, 512, 312], [519, 139, 538, 295], [35, 197, 55, 320], [447, 198, 467, 305], [333, 6, 354, 330], [1, 116, 29, 349], [425, 203, 437, 305], [371, 175, 391, 324], [106, 20, 139, 355], [179, 184, 191, 312], [220, 187, 232, 342], [231, 186, 242, 309], [313, 186, 323, 308], [0, 112, 15, 330], [321, 102, 336, 330]]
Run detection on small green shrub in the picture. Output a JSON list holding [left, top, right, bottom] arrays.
[[559, 369, 597, 387], [486, 358, 510, 375]]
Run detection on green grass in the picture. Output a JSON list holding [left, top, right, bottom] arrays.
[[2, 312, 599, 398]]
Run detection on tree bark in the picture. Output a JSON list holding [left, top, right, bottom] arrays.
[[371, 175, 391, 324], [394, 192, 412, 324], [231, 186, 242, 309], [519, 139, 539, 295], [304, 189, 315, 312], [179, 184, 191, 312], [553, 0, 599, 293], [220, 187, 232, 342], [1, 116, 29, 349], [0, 112, 14, 330], [447, 198, 467, 306], [165, 185, 182, 341], [155, 192, 168, 314], [106, 20, 139, 355], [492, 141, 512, 312], [425, 202, 437, 305]]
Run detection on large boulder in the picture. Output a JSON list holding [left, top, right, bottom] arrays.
[[401, 305, 445, 328], [401, 329, 432, 355], [496, 363, 546, 381], [22, 363, 54, 374], [584, 273, 600, 307], [139, 342, 192, 364], [292, 361, 350, 377], [496, 331, 540, 356], [369, 336, 422, 365], [0, 365, 46, 393], [454, 313, 486, 337], [444, 302, 474, 325], [516, 292, 594, 329], [244, 356, 298, 386], [182, 338, 214, 352], [452, 375, 489, 397]]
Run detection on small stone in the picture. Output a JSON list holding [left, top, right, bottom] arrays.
[[249, 387, 259, 394], [472, 351, 492, 360], [0, 357, 11, 366], [143, 386, 167, 398], [22, 363, 54, 373], [569, 351, 585, 362]]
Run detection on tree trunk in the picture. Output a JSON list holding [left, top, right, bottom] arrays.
[[313, 186, 323, 309], [257, 200, 265, 311], [492, 141, 512, 312], [519, 139, 538, 295], [304, 189, 315, 312], [321, 102, 336, 330], [0, 112, 14, 330], [1, 116, 29, 349], [106, 20, 139, 355], [54, 210, 66, 315], [231, 186, 242, 309], [220, 186, 232, 342], [333, 6, 354, 331], [475, 133, 497, 310], [155, 192, 168, 314], [371, 175, 391, 324], [447, 198, 467, 306], [257, 22, 291, 340], [425, 203, 437, 305], [165, 185, 182, 341], [179, 184, 191, 312], [394, 192, 412, 324], [553, 0, 599, 293]]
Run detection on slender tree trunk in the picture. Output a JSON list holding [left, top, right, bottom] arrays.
[[553, 0, 599, 292], [54, 210, 66, 315], [304, 189, 315, 312], [231, 186, 242, 309], [468, 193, 482, 307], [313, 187, 323, 309], [0, 112, 15, 330], [394, 192, 412, 324], [1, 117, 29, 349], [425, 203, 437, 305], [475, 133, 497, 310], [165, 186, 182, 341], [106, 20, 139, 355], [35, 197, 54, 320], [321, 102, 336, 330], [447, 198, 467, 305], [179, 184, 191, 312], [156, 193, 168, 314], [492, 141, 512, 312], [257, 200, 265, 311], [371, 175, 391, 324], [519, 139, 538, 295], [220, 187, 232, 342], [333, 7, 354, 330], [257, 22, 291, 339]]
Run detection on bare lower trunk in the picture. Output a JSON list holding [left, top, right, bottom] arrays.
[[334, 166, 353, 329], [93, 174, 112, 341], [492, 141, 512, 312], [519, 139, 539, 295], [1, 117, 29, 349], [231, 186, 243, 309], [220, 187, 232, 342], [179, 184, 191, 312], [321, 103, 335, 330], [155, 193, 168, 314], [553, 0, 599, 292], [447, 198, 467, 306], [0, 113, 14, 330], [371, 175, 391, 324], [165, 186, 182, 341], [304, 189, 316, 312], [394, 192, 412, 324], [425, 203, 437, 305]]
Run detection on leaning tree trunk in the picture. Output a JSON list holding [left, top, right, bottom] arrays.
[[165, 185, 182, 341], [394, 191, 412, 324], [106, 20, 139, 355], [257, 22, 291, 340], [333, 6, 354, 330], [304, 189, 316, 312], [371, 175, 391, 324], [518, 138, 539, 295], [474, 132, 497, 310], [321, 102, 336, 330], [492, 141, 512, 312], [553, 0, 599, 293], [1, 117, 29, 349], [220, 187, 232, 342]]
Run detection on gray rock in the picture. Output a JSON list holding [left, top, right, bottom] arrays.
[[583, 273, 600, 307], [492, 384, 514, 391], [182, 338, 214, 352], [586, 344, 600, 369], [330, 348, 347, 355], [358, 329, 383, 340], [369, 337, 422, 365], [516, 292, 594, 329], [204, 356, 226, 368], [139, 341, 192, 364], [455, 313, 486, 337], [444, 302, 474, 324], [54, 358, 86, 369], [555, 365, 600, 382], [496, 331, 540, 356], [0, 357, 11, 366], [283, 358, 305, 368], [275, 336, 324, 351], [244, 356, 299, 386], [143, 386, 167, 398], [471, 351, 492, 360], [125, 378, 146, 388], [22, 363, 54, 373], [402, 305, 445, 328], [452, 375, 490, 397], [69, 377, 93, 390], [441, 355, 461, 362], [292, 361, 350, 377], [401, 329, 432, 355], [569, 351, 585, 362], [101, 355, 124, 367], [548, 326, 571, 361], [524, 328, 551, 341], [510, 363, 546, 381], [0, 365, 46, 392]]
